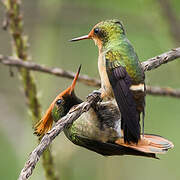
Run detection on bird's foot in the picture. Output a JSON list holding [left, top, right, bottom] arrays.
[[86, 90, 102, 109], [86, 89, 102, 101]]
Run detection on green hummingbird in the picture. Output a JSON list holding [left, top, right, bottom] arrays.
[[70, 19, 145, 144], [34, 66, 173, 158]]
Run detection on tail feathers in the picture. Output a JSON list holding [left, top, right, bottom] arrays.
[[115, 134, 174, 154], [34, 105, 54, 137]]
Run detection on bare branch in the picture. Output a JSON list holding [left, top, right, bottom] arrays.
[[1, 48, 180, 83], [142, 47, 180, 71], [1, 47, 180, 98], [18, 91, 101, 180], [146, 85, 180, 98], [0, 55, 101, 87]]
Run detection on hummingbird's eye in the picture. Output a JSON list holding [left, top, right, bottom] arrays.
[[94, 28, 99, 34], [56, 99, 62, 105]]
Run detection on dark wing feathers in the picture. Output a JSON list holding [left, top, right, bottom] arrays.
[[74, 135, 156, 158], [107, 66, 140, 143]]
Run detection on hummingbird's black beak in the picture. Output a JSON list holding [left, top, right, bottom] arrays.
[[69, 35, 90, 42]]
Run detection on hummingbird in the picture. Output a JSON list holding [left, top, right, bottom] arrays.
[[70, 19, 145, 144], [34, 66, 173, 158]]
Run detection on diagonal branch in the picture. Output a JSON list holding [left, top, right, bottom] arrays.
[[0, 47, 180, 98], [18, 91, 101, 180]]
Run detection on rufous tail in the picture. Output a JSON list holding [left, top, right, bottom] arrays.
[[115, 134, 174, 154]]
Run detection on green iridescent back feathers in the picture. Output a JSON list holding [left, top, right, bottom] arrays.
[[96, 19, 144, 84]]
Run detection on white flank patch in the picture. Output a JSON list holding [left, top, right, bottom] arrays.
[[130, 83, 145, 92]]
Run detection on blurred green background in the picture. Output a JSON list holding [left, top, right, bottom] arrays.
[[0, 0, 180, 179]]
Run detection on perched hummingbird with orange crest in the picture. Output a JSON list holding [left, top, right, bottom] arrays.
[[34, 66, 173, 158], [70, 19, 146, 144]]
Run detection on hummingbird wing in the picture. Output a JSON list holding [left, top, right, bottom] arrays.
[[73, 134, 156, 158], [106, 64, 140, 143]]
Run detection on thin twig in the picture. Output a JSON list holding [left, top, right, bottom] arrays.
[[18, 91, 101, 180], [142, 47, 180, 71], [146, 85, 180, 98], [1, 0, 58, 179], [0, 55, 100, 87], [0, 47, 180, 98]]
